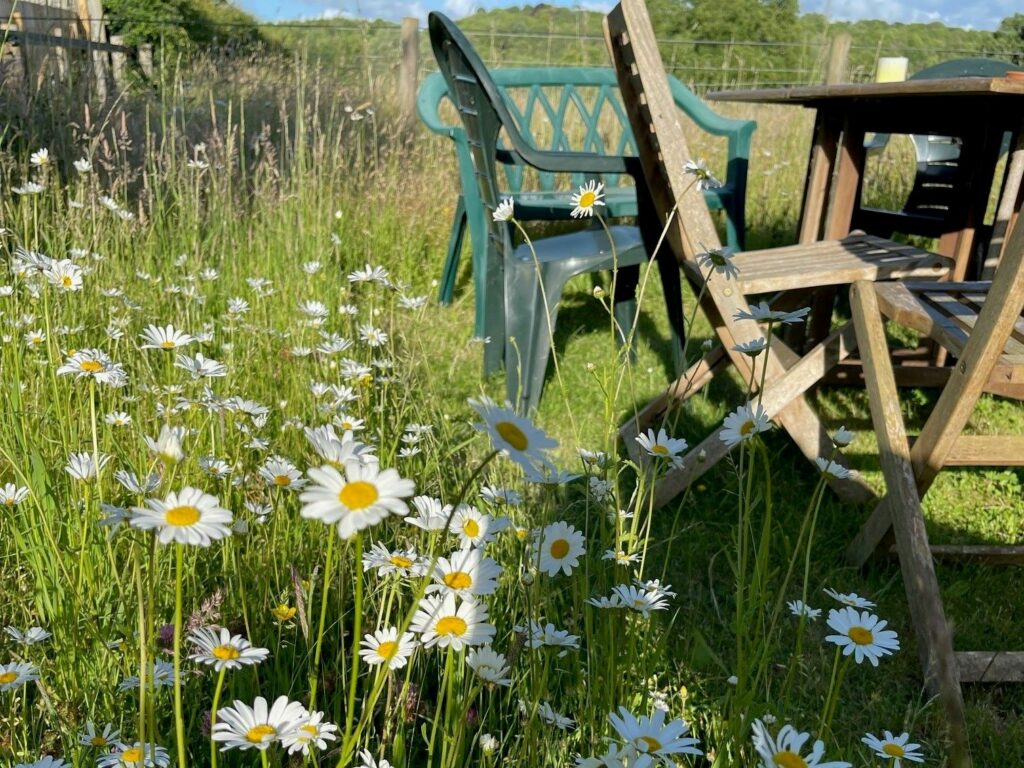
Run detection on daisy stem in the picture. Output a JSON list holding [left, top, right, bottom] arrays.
[[173, 543, 188, 768], [260, 749, 270, 768], [819, 646, 846, 734], [342, 533, 365, 746], [134, 542, 148, 747], [210, 666, 227, 768], [309, 530, 336, 711]]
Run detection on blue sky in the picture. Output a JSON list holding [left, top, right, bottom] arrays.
[[232, 0, 1012, 31]]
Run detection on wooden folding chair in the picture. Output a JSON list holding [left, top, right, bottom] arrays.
[[842, 215, 1024, 767], [603, 0, 953, 508]]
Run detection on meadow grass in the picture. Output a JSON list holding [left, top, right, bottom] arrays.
[[0, 52, 1022, 768]]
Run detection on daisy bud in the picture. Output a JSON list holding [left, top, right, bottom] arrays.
[[520, 569, 535, 587], [592, 286, 606, 299], [480, 733, 499, 754]]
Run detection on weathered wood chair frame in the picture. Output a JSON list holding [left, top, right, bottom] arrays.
[[603, 0, 952, 509], [843, 207, 1024, 766]]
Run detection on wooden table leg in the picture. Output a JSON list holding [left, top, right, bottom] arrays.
[[798, 109, 841, 244]]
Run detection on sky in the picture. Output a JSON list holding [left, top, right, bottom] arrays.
[[232, 0, 1013, 31]]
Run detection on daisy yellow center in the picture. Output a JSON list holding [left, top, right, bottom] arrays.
[[341, 421, 354, 430], [444, 571, 473, 590], [739, 419, 756, 436], [0, 671, 18, 684], [773, 751, 808, 768], [849, 626, 874, 645], [436, 616, 468, 637], [4, 499, 14, 506], [376, 640, 399, 659], [338, 480, 378, 510], [161, 340, 176, 349], [164, 505, 200, 526], [273, 474, 291, 486], [578, 191, 596, 208], [80, 359, 105, 373], [301, 724, 318, 736], [883, 743, 906, 757], [212, 644, 240, 660], [61, 275, 73, 287], [495, 421, 528, 451], [550, 538, 570, 559], [246, 724, 276, 744], [463, 519, 480, 538], [389, 555, 414, 569], [121, 747, 144, 763], [90, 735, 108, 746], [637, 735, 662, 752], [651, 444, 669, 455]]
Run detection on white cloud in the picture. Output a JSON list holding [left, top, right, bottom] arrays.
[[444, 0, 477, 18]]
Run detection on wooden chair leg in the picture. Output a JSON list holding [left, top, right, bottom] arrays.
[[849, 281, 970, 767]]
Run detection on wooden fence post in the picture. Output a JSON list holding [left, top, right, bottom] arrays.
[[138, 43, 154, 78], [397, 17, 418, 129], [82, 0, 109, 101], [110, 34, 126, 89], [825, 32, 851, 84]]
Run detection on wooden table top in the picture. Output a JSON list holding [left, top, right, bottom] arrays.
[[708, 76, 1024, 106]]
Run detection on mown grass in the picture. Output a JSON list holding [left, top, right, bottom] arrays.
[[0, 48, 1021, 768]]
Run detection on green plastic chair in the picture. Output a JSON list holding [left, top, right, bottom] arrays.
[[428, 11, 678, 413], [418, 65, 755, 358]]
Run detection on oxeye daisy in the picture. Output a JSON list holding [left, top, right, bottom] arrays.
[[212, 695, 308, 751], [825, 607, 900, 666], [4, 626, 50, 645], [832, 426, 855, 447], [697, 246, 739, 280], [358, 749, 394, 768], [175, 353, 227, 379], [358, 627, 417, 670], [493, 197, 515, 222], [751, 719, 851, 768], [139, 324, 194, 351], [65, 451, 111, 482], [362, 542, 425, 577], [823, 588, 876, 609], [0, 661, 38, 690], [130, 487, 233, 546], [517, 620, 580, 656], [449, 504, 495, 548], [569, 179, 605, 218], [733, 337, 768, 357], [862, 731, 924, 767], [787, 600, 821, 621], [188, 627, 269, 671], [735, 301, 812, 325], [281, 710, 339, 755], [304, 424, 374, 470], [404, 495, 452, 531], [467, 646, 512, 686], [16, 757, 68, 768], [79, 721, 120, 748], [144, 424, 186, 463], [43, 259, 83, 291], [574, 743, 635, 768], [719, 403, 772, 447], [635, 428, 688, 460], [815, 458, 852, 479], [410, 594, 495, 651], [536, 521, 585, 577], [430, 548, 501, 598], [611, 584, 671, 616], [300, 460, 415, 539], [534, 701, 576, 731], [609, 706, 703, 762], [259, 456, 306, 490], [0, 483, 29, 507], [683, 158, 722, 189], [105, 411, 132, 427], [30, 147, 50, 166], [96, 742, 170, 768], [469, 396, 557, 474], [56, 349, 127, 387]]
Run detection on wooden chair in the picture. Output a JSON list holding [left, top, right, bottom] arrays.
[[602, 0, 953, 508], [843, 214, 1024, 766]]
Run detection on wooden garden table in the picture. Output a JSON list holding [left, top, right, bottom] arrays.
[[708, 77, 1024, 393]]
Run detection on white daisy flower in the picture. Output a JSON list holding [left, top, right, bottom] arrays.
[[823, 588, 876, 609], [299, 461, 415, 539], [78, 721, 120, 748], [733, 337, 767, 357], [492, 197, 515, 222], [362, 542, 426, 577], [609, 706, 703, 761], [13, 181, 45, 195], [449, 504, 497, 548], [697, 246, 739, 280], [114, 470, 160, 494], [43, 259, 83, 291], [17, 756, 68, 768], [469, 396, 557, 474], [212, 695, 308, 751], [410, 594, 495, 651], [825, 607, 900, 666], [200, 457, 232, 479], [734, 302, 811, 325], [466, 646, 512, 686], [175, 353, 227, 379], [602, 549, 640, 566], [861, 731, 924, 767], [787, 600, 821, 621], [569, 180, 605, 218], [430, 548, 501, 598], [814, 458, 852, 479], [751, 719, 850, 768], [405, 495, 452, 531], [574, 742, 636, 768], [56, 349, 127, 387], [304, 424, 374, 470], [611, 584, 670, 616], [719, 403, 772, 447], [130, 487, 233, 546], [65, 451, 111, 482], [0, 483, 29, 507], [139, 324, 194, 351], [29, 148, 50, 166], [281, 710, 338, 755], [73, 157, 92, 173], [0, 661, 39, 690], [3, 626, 51, 645], [357, 748, 393, 768], [683, 158, 723, 190], [635, 427, 688, 459], [517, 620, 580, 656], [105, 411, 132, 427], [535, 521, 585, 577], [534, 700, 575, 730], [358, 627, 417, 670], [96, 742, 170, 767], [259, 456, 306, 490], [832, 426, 855, 447], [188, 627, 269, 671], [480, 485, 521, 506], [119, 660, 175, 691], [144, 424, 186, 463]]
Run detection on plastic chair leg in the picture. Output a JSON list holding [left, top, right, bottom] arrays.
[[438, 195, 467, 306], [522, 266, 568, 415], [504, 260, 543, 412]]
